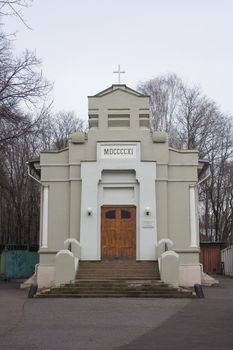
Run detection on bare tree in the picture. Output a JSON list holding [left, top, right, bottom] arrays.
[[0, 132, 39, 245], [0, 1, 87, 247], [0, 109, 86, 246], [138, 73, 182, 144], [202, 117, 233, 241], [176, 85, 221, 158], [0, 0, 32, 14], [52, 111, 86, 150], [0, 1, 32, 28], [139, 73, 233, 243], [0, 32, 52, 146]]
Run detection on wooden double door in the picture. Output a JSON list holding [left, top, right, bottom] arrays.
[[101, 206, 136, 258]]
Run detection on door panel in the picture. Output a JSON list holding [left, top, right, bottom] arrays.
[[101, 206, 136, 258]]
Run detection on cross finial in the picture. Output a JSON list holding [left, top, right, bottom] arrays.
[[113, 64, 125, 84]]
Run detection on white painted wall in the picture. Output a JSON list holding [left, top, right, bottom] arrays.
[[221, 246, 233, 276], [80, 142, 157, 261], [137, 162, 157, 260], [179, 264, 202, 287], [189, 185, 198, 248], [103, 187, 135, 204], [41, 186, 49, 248]]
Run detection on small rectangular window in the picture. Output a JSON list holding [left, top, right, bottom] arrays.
[[106, 210, 116, 219], [121, 210, 131, 219]]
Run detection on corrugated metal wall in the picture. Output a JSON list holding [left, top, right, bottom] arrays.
[[1, 250, 39, 279], [200, 244, 221, 274], [221, 246, 233, 277]]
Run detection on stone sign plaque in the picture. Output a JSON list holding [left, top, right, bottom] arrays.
[[100, 144, 137, 159], [142, 220, 154, 228]]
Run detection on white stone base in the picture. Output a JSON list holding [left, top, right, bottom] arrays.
[[201, 272, 219, 286], [179, 264, 202, 287], [37, 265, 55, 289], [20, 273, 37, 289]]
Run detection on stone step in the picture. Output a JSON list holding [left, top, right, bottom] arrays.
[[60, 281, 168, 288], [77, 270, 159, 272], [77, 271, 159, 274], [77, 271, 159, 275], [76, 276, 159, 278], [74, 278, 160, 281], [37, 281, 194, 298], [79, 261, 157, 264], [78, 262, 158, 268], [77, 269, 159, 272], [78, 266, 158, 268], [73, 279, 163, 283], [46, 285, 186, 291], [37, 285, 194, 298], [77, 269, 159, 273], [61, 282, 165, 288], [47, 288, 183, 294], [36, 292, 194, 298], [77, 268, 158, 270], [76, 263, 159, 277], [36, 260, 194, 298]]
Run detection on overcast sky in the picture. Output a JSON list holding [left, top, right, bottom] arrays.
[[2, 0, 233, 121]]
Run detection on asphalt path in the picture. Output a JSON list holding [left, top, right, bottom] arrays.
[[0, 276, 232, 350]]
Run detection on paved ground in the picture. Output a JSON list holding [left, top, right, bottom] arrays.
[[0, 276, 232, 350]]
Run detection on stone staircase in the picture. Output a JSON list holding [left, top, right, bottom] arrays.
[[36, 260, 195, 298]]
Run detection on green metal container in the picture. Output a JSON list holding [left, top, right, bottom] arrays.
[[3, 250, 39, 279]]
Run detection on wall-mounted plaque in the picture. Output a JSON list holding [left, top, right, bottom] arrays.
[[142, 220, 154, 228], [100, 144, 137, 159]]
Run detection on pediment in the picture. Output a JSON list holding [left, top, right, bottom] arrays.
[[90, 85, 148, 98]]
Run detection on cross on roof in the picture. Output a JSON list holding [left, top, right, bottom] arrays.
[[113, 64, 125, 84]]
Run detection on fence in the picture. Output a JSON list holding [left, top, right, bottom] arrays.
[[0, 245, 39, 279], [221, 246, 233, 277], [200, 242, 222, 274]]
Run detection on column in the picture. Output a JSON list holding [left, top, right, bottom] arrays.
[[41, 186, 49, 248], [189, 185, 198, 247]]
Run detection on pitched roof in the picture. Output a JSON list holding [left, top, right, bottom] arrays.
[[89, 84, 149, 98]]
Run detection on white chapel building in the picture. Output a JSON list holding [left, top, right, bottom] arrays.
[[30, 83, 207, 289]]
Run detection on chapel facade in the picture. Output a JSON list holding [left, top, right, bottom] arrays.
[[31, 84, 205, 288]]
